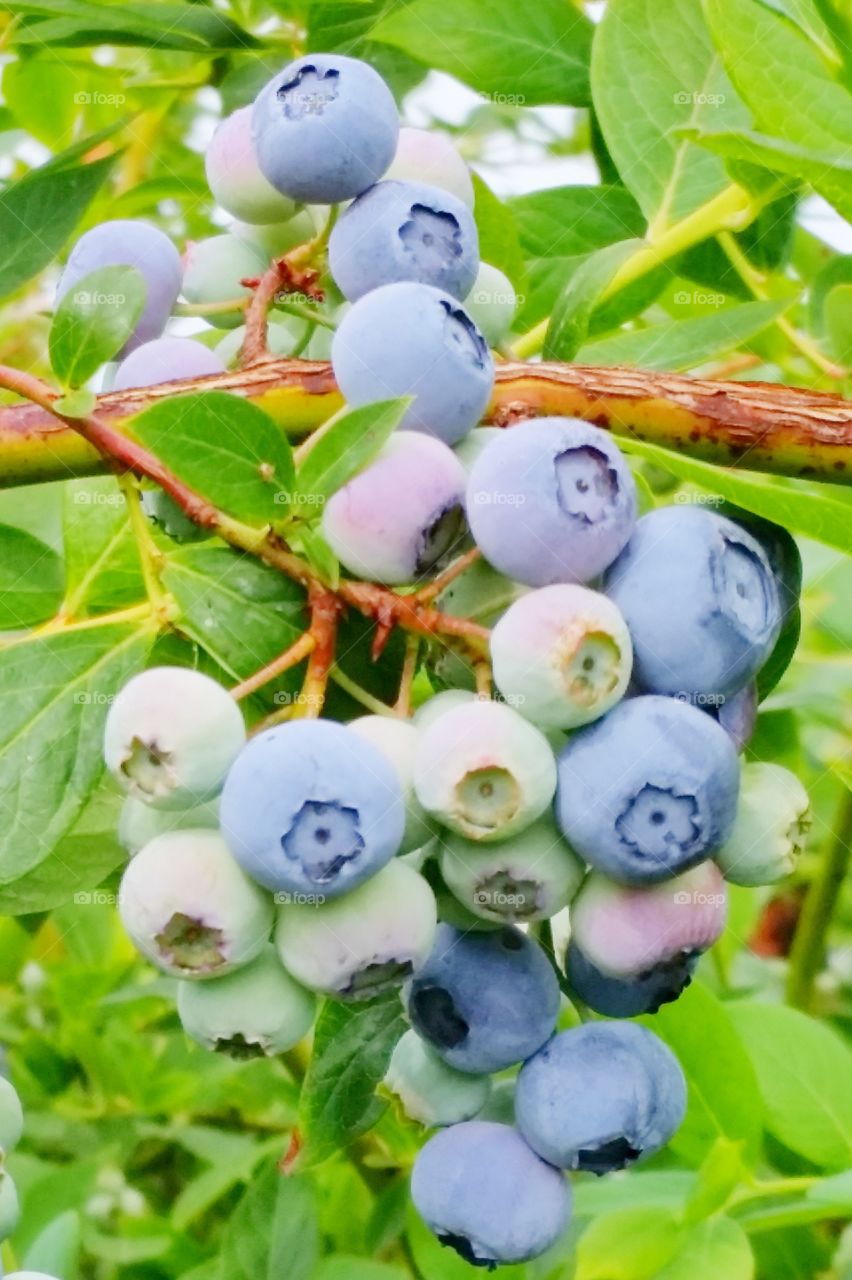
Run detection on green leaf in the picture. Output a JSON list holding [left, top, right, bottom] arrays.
[[0, 620, 151, 882], [0, 524, 64, 629], [471, 174, 526, 292], [573, 1171, 694, 1218], [684, 1138, 745, 1222], [579, 298, 788, 370], [591, 0, 749, 226], [655, 1216, 753, 1280], [823, 283, 852, 365], [49, 264, 146, 388], [576, 1206, 684, 1279], [220, 1163, 318, 1280], [315, 1260, 409, 1280], [639, 982, 762, 1166], [53, 388, 97, 418], [128, 392, 296, 526], [21, 1210, 82, 1277], [294, 398, 409, 509], [545, 239, 644, 360], [2, 56, 79, 148], [63, 477, 144, 612], [7, 0, 260, 51], [297, 994, 407, 1169], [728, 1002, 852, 1169], [372, 0, 593, 106], [405, 1201, 528, 1280], [0, 140, 117, 301]]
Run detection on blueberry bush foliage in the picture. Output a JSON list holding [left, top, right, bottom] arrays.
[[0, 1, 850, 1278]]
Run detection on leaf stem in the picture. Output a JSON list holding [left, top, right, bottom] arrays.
[[118, 474, 172, 622], [786, 785, 852, 1010], [328, 667, 396, 717], [18, 602, 153, 643], [394, 634, 420, 717]]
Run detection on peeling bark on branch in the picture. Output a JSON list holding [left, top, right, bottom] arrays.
[[0, 358, 850, 486]]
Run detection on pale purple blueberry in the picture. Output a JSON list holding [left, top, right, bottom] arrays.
[[385, 1029, 491, 1127], [181, 234, 266, 328], [716, 762, 810, 887], [206, 107, 297, 224], [556, 695, 740, 883], [252, 54, 399, 203], [411, 1122, 570, 1267], [464, 262, 517, 346], [56, 219, 182, 354], [112, 337, 225, 390], [414, 699, 557, 842], [275, 860, 437, 999], [516, 1022, 686, 1173], [329, 180, 479, 302], [332, 282, 494, 445], [220, 719, 405, 898], [404, 923, 560, 1073], [321, 432, 467, 584], [467, 419, 637, 586], [104, 667, 246, 810], [384, 127, 474, 208], [491, 584, 633, 729], [605, 506, 782, 702], [348, 715, 434, 852], [119, 830, 273, 978]]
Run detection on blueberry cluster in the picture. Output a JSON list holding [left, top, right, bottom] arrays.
[[0, 1073, 25, 1247], [74, 50, 812, 1271]]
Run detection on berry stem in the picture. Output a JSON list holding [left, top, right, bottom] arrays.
[[786, 785, 852, 1010], [230, 631, 317, 701], [328, 666, 397, 717], [413, 546, 481, 605], [394, 633, 420, 717], [292, 583, 342, 718]]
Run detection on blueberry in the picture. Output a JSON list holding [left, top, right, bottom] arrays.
[[177, 943, 315, 1057], [56, 219, 182, 354], [385, 127, 474, 208], [411, 1121, 570, 1266], [568, 862, 727, 1014], [439, 814, 583, 923], [467, 419, 637, 586], [385, 1029, 491, 1126], [453, 426, 504, 473], [516, 1022, 686, 1172], [0, 1078, 23, 1156], [714, 681, 758, 752], [605, 506, 782, 702], [181, 234, 266, 329], [214, 313, 309, 368], [322, 432, 467, 584], [491, 584, 633, 729], [104, 667, 246, 810], [221, 719, 404, 897], [348, 715, 434, 853], [332, 282, 494, 445], [252, 54, 399, 203], [555, 694, 740, 883], [464, 263, 517, 347], [0, 1172, 19, 1241], [119, 830, 273, 979], [206, 107, 297, 224], [414, 700, 557, 842], [329, 180, 479, 302], [112, 337, 225, 390], [230, 207, 318, 260], [430, 556, 525, 693], [716, 762, 810, 887], [276, 859, 437, 999], [717, 503, 802, 624], [118, 794, 220, 855], [412, 689, 478, 732], [404, 923, 560, 1073]]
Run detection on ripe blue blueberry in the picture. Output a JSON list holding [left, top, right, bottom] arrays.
[[439, 814, 584, 923], [177, 944, 315, 1057], [719, 503, 802, 624], [605, 506, 782, 701], [490, 584, 633, 729], [555, 694, 739, 883], [716, 762, 810, 886], [322, 432, 467, 584], [385, 1029, 491, 1127], [714, 681, 758, 752], [119, 830, 273, 979], [516, 1022, 686, 1173], [566, 942, 700, 1018], [467, 419, 637, 586], [104, 667, 246, 810], [404, 923, 560, 1073], [252, 54, 399, 203], [332, 282, 494, 445], [411, 1121, 570, 1267], [414, 699, 557, 842], [181, 234, 266, 329], [385, 127, 474, 208], [112, 337, 225, 390], [56, 219, 182, 354], [206, 107, 297, 224], [118, 794, 220, 856], [0, 1078, 23, 1156], [348, 715, 434, 853], [275, 860, 437, 999], [464, 262, 518, 347], [329, 180, 479, 302], [220, 718, 405, 897]]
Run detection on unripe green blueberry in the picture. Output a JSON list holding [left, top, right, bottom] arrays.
[[440, 814, 583, 923], [348, 716, 434, 852], [104, 667, 245, 810], [384, 127, 474, 208], [0, 1077, 23, 1155], [177, 944, 315, 1057], [206, 107, 297, 224], [182, 234, 266, 328], [475, 1078, 516, 1124], [385, 1029, 491, 1126], [413, 689, 478, 732], [214, 314, 308, 368], [716, 762, 810, 886], [118, 794, 220, 855], [464, 263, 517, 347], [453, 426, 504, 473], [275, 859, 437, 1000], [119, 829, 273, 979], [491, 585, 633, 730], [230, 208, 317, 259], [0, 1171, 19, 1239], [414, 700, 557, 842]]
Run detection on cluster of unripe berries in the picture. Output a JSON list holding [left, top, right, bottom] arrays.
[[58, 48, 810, 1270]]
